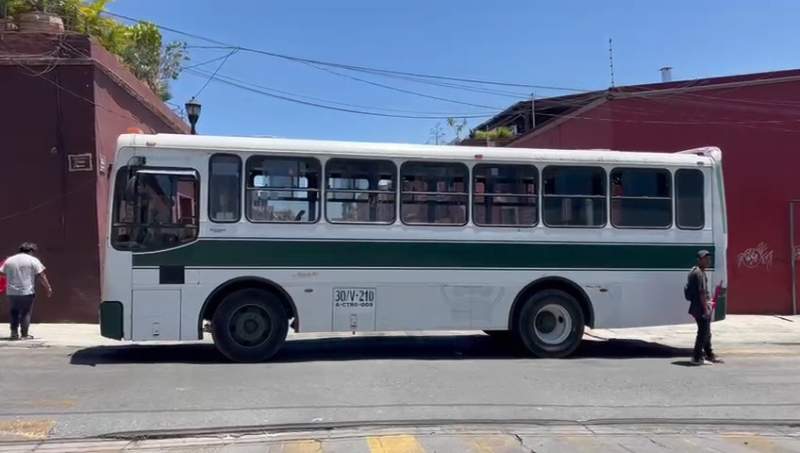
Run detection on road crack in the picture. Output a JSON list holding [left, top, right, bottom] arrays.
[[512, 433, 537, 453]]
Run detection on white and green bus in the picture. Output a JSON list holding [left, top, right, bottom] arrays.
[[100, 133, 727, 362]]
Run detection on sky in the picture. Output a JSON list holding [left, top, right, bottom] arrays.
[[107, 0, 800, 144]]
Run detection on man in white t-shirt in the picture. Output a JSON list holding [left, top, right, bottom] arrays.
[[0, 243, 53, 340]]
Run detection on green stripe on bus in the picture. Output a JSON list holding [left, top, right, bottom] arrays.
[[132, 240, 714, 269]]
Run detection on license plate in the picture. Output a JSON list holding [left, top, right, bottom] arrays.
[[333, 287, 376, 308]]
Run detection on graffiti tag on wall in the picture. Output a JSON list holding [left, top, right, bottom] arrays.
[[737, 242, 774, 270]]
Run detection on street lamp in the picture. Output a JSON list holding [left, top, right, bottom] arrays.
[[185, 97, 201, 135]]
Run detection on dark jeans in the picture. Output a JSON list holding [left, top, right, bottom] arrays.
[[8, 295, 35, 337], [693, 315, 714, 361]]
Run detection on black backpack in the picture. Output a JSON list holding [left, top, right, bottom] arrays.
[[683, 267, 696, 301]]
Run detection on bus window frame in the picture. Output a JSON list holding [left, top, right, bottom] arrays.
[[472, 163, 539, 228], [244, 155, 322, 224], [208, 153, 243, 224], [324, 157, 398, 225], [609, 167, 673, 230], [399, 160, 470, 227], [675, 168, 706, 230], [541, 165, 608, 229]]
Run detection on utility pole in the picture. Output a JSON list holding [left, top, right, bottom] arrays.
[[530, 92, 536, 130]]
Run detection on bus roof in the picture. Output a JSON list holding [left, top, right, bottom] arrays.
[[118, 133, 719, 167]]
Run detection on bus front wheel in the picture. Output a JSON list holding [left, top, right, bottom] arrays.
[[515, 289, 584, 358], [212, 288, 288, 362]]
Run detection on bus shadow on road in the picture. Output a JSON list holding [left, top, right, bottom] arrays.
[[69, 335, 693, 365]]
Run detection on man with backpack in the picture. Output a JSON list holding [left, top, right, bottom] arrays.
[[685, 250, 723, 366]]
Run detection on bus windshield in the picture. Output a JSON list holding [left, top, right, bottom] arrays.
[[111, 166, 200, 252]]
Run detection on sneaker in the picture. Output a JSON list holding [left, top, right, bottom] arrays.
[[9, 334, 19, 341], [688, 358, 705, 366], [21, 335, 34, 340], [707, 356, 724, 364]]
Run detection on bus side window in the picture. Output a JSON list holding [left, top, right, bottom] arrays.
[[209, 154, 242, 222], [542, 166, 606, 227], [326, 158, 396, 224], [676, 169, 705, 229], [400, 162, 468, 225], [245, 156, 321, 223], [610, 168, 672, 228], [473, 163, 537, 227]]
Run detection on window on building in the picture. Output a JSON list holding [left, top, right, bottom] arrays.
[[111, 167, 199, 251], [676, 169, 705, 229], [400, 162, 468, 225], [245, 156, 321, 223], [543, 166, 606, 227], [473, 164, 537, 226], [610, 168, 672, 228], [326, 158, 396, 224], [209, 154, 242, 222]]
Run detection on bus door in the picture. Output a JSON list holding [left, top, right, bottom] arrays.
[[111, 167, 200, 340]]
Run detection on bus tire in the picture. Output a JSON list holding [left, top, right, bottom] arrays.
[[514, 289, 584, 358], [211, 288, 288, 362]]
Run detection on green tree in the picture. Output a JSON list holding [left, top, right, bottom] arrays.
[[474, 127, 514, 141], [122, 21, 187, 100], [446, 117, 468, 142]]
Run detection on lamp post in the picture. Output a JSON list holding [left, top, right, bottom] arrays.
[[185, 97, 201, 135]]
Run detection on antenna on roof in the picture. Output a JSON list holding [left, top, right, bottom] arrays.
[[608, 38, 616, 88]]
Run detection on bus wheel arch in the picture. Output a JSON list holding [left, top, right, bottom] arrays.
[[509, 277, 595, 331], [200, 277, 298, 339]]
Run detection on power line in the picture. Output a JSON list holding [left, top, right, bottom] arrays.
[[304, 62, 502, 110], [193, 48, 237, 97], [187, 67, 800, 131], [102, 10, 589, 92], [50, 15, 800, 131], [1, 42, 140, 126], [184, 68, 497, 120], [183, 52, 237, 70], [185, 45, 532, 99], [186, 67, 496, 116]]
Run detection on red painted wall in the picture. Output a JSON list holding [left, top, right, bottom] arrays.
[[0, 33, 187, 323], [512, 80, 800, 314], [0, 63, 99, 322]]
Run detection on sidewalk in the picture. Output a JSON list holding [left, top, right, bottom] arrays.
[[3, 423, 800, 452], [0, 315, 797, 354], [589, 314, 800, 355]]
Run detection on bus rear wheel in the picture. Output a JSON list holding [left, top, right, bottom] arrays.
[[212, 288, 288, 362], [514, 289, 584, 358]]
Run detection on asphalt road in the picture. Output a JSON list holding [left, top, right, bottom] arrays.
[[1, 334, 799, 442]]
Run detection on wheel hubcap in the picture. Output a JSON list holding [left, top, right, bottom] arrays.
[[229, 305, 271, 347], [533, 304, 572, 345]]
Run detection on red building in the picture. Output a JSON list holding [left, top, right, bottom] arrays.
[[0, 32, 187, 322], [469, 69, 800, 315]]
